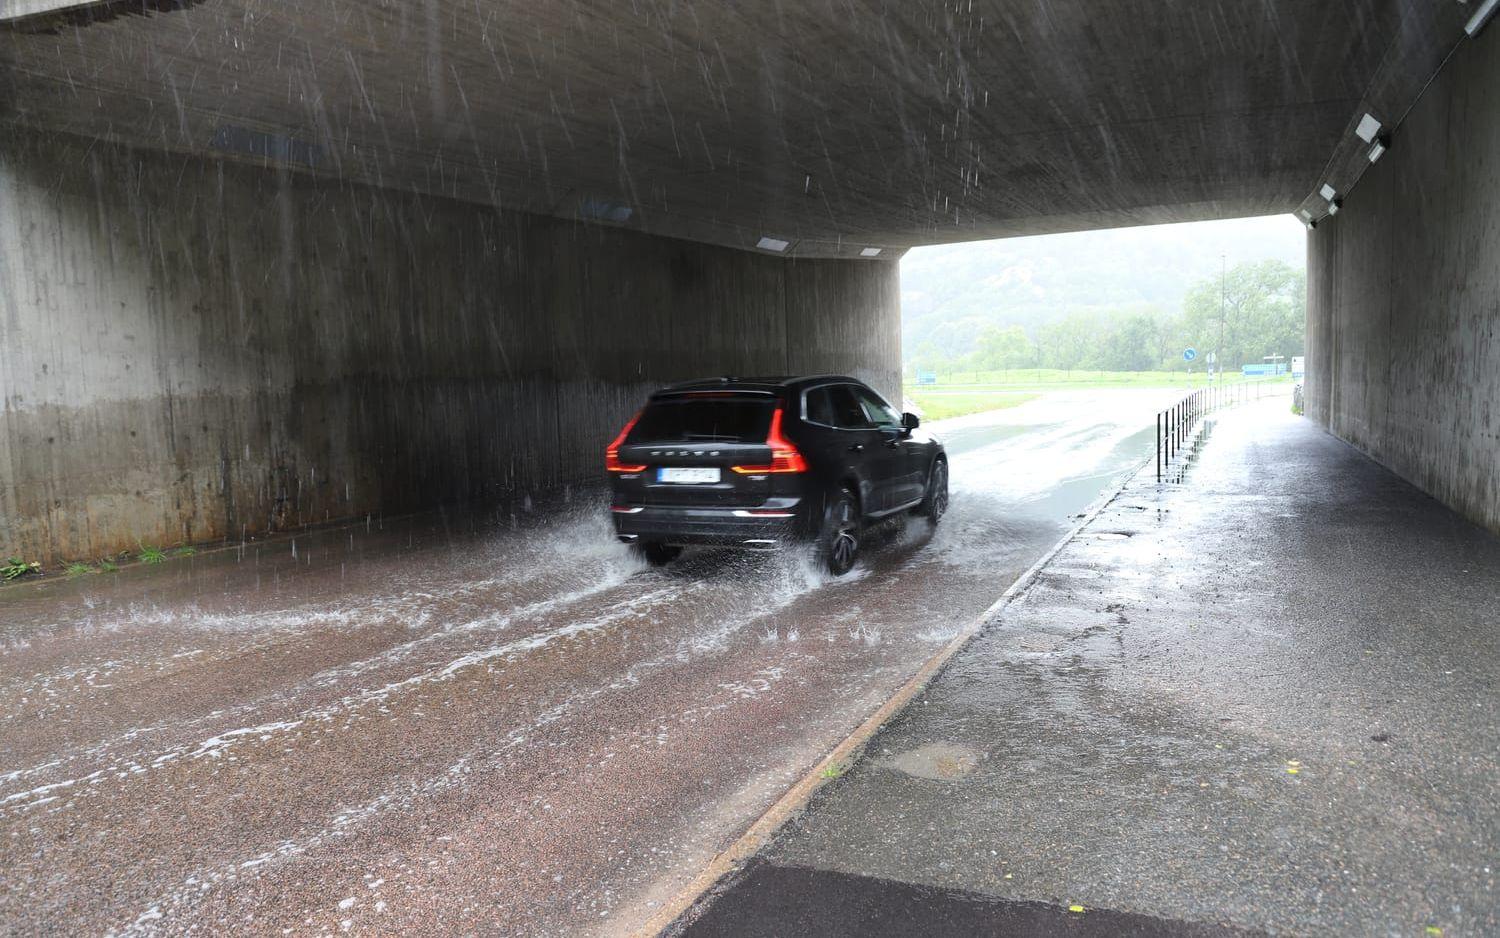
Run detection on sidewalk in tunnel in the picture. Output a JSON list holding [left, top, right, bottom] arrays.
[[673, 399, 1500, 937]]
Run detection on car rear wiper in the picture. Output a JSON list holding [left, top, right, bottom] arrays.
[[681, 433, 741, 441]]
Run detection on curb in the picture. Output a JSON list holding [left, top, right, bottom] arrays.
[[631, 462, 1144, 937]]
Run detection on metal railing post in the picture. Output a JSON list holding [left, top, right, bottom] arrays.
[[1156, 412, 1162, 482]]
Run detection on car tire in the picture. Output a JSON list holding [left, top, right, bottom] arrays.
[[817, 488, 860, 576], [919, 458, 948, 526], [634, 542, 682, 566]]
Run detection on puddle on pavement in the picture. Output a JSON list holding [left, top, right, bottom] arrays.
[[1017, 635, 1061, 652], [883, 742, 981, 780]]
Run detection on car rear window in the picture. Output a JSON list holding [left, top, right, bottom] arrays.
[[627, 396, 774, 444]]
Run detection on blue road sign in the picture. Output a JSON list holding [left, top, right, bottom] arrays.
[[1183, 347, 1198, 362]]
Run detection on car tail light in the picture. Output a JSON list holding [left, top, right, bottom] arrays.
[[732, 406, 807, 474], [606, 412, 647, 472]]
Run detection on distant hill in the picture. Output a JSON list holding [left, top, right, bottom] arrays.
[[901, 215, 1306, 361]]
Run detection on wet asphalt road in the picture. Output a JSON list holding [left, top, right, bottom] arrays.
[[0, 389, 1180, 936], [727, 399, 1499, 937], [678, 861, 1259, 937]]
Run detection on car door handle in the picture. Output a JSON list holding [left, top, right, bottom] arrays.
[[848, 443, 865, 453]]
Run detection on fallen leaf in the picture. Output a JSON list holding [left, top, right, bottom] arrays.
[[1068, 904, 1085, 914]]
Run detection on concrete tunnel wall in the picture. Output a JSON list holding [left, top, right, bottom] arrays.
[[0, 130, 901, 563], [1305, 21, 1500, 534]]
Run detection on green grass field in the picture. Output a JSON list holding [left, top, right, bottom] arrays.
[[909, 368, 1293, 392], [904, 370, 1293, 420], [908, 391, 1039, 421]]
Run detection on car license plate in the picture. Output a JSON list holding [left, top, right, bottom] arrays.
[[658, 467, 720, 484]]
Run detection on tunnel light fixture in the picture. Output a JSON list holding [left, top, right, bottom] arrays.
[[1355, 113, 1383, 143], [1367, 136, 1389, 163], [1466, 0, 1499, 36], [756, 236, 790, 252], [859, 247, 882, 257], [1319, 184, 1338, 202], [577, 196, 633, 224], [1327, 199, 1342, 216], [211, 125, 321, 170]]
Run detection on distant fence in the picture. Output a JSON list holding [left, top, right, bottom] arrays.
[[1156, 380, 1280, 482]]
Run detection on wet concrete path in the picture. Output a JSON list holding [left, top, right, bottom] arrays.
[[0, 389, 1180, 936], [682, 400, 1499, 937]]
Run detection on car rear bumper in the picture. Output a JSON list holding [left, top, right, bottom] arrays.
[[610, 499, 809, 548]]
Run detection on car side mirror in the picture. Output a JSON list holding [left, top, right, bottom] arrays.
[[901, 412, 920, 431]]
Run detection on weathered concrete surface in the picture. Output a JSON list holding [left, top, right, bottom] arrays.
[[0, 391, 1172, 936], [1306, 19, 1500, 533], [0, 129, 899, 563], [0, 1, 1470, 253], [684, 400, 1500, 937]]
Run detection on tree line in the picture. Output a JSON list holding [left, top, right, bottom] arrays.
[[908, 260, 1305, 375]]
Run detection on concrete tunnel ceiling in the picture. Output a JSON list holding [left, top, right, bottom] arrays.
[[0, 0, 1478, 257]]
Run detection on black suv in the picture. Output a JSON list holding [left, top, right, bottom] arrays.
[[606, 375, 948, 574]]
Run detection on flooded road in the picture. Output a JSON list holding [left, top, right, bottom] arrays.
[[1, 389, 1182, 936]]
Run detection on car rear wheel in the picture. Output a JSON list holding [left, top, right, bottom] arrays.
[[818, 488, 860, 576], [919, 458, 948, 525], [634, 542, 682, 566]]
